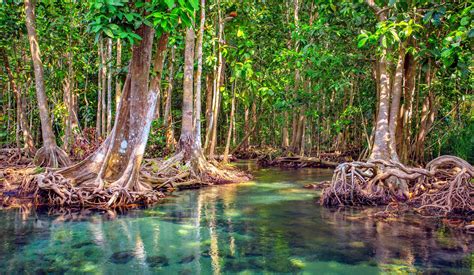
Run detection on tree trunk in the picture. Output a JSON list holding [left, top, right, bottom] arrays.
[[401, 50, 416, 163], [115, 39, 122, 107], [100, 38, 107, 136], [96, 41, 102, 138], [179, 27, 196, 159], [193, 0, 206, 148], [150, 33, 169, 119], [223, 78, 236, 163], [369, 50, 391, 161], [282, 111, 289, 149], [208, 3, 225, 158], [24, 0, 69, 167], [59, 25, 158, 206], [1, 48, 35, 154], [388, 48, 404, 161], [164, 46, 176, 152], [106, 38, 113, 134]]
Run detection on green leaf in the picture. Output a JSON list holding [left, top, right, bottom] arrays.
[[103, 27, 113, 38], [358, 37, 368, 48], [460, 17, 470, 26], [164, 0, 174, 9]]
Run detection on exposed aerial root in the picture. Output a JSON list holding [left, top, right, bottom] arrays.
[[25, 171, 164, 208], [34, 145, 71, 168], [141, 148, 251, 190], [321, 155, 473, 217]]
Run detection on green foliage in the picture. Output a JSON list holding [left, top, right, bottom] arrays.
[[87, 0, 198, 44]]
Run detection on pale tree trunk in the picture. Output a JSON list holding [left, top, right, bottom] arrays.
[[96, 42, 102, 138], [115, 39, 122, 107], [59, 26, 158, 206], [24, 0, 69, 167], [223, 78, 236, 163], [1, 48, 35, 154], [164, 46, 176, 152], [282, 111, 289, 149], [100, 38, 107, 136], [106, 38, 113, 134], [369, 50, 391, 161], [365, 0, 391, 161], [179, 27, 196, 158], [150, 33, 169, 119], [388, 48, 405, 161], [207, 0, 226, 158], [63, 49, 74, 152], [193, 0, 206, 148]]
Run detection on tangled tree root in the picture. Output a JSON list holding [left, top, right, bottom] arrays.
[[34, 146, 71, 168], [0, 148, 34, 168], [21, 171, 165, 208], [321, 155, 473, 217], [141, 149, 251, 190]]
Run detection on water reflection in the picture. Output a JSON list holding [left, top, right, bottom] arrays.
[[0, 164, 472, 274]]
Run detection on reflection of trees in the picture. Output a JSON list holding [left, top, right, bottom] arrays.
[[320, 208, 473, 271]]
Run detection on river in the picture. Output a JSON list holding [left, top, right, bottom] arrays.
[[0, 161, 472, 274]]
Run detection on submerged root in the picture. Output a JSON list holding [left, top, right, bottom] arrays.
[[34, 146, 71, 168], [321, 155, 473, 217]]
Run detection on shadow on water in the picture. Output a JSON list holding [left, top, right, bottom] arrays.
[[0, 161, 472, 274]]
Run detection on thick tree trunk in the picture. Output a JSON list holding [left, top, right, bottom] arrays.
[[179, 27, 196, 159], [24, 0, 69, 167], [150, 33, 169, 119], [369, 51, 391, 161], [388, 48, 404, 161], [57, 25, 158, 207], [401, 51, 416, 163]]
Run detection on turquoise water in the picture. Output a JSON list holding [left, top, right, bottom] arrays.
[[0, 162, 472, 274]]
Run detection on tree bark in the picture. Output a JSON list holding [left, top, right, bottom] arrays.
[[100, 38, 107, 136], [193, 0, 206, 148], [115, 39, 122, 107], [179, 27, 196, 159], [60, 25, 157, 201], [164, 46, 176, 152], [223, 78, 236, 163], [24, 0, 69, 167], [150, 33, 169, 119], [106, 38, 113, 134], [388, 48, 404, 161]]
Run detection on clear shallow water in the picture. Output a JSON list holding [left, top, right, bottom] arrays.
[[0, 161, 472, 274]]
